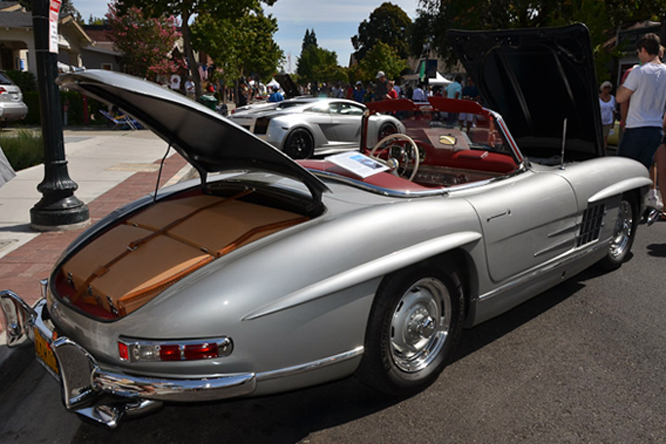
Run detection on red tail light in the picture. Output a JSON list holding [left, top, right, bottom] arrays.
[[0, 87, 6, 94], [184, 342, 218, 360], [118, 342, 129, 361], [159, 344, 181, 361], [118, 337, 232, 362]]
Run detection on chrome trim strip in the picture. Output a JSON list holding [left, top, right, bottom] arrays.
[[242, 231, 482, 320], [533, 236, 576, 257], [310, 167, 527, 197], [94, 369, 257, 403], [494, 114, 523, 163], [310, 170, 448, 198], [479, 239, 606, 301], [548, 222, 579, 238], [257, 346, 364, 382]]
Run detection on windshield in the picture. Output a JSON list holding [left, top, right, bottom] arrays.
[[302, 97, 521, 196]]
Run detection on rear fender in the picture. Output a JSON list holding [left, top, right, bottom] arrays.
[[242, 231, 482, 320]]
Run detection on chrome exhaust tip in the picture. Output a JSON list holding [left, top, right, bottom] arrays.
[[75, 400, 163, 429], [645, 207, 662, 226]]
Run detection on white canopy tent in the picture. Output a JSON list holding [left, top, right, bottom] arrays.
[[428, 72, 452, 86], [402, 71, 452, 86]]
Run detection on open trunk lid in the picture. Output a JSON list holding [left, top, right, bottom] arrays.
[[57, 70, 329, 202]]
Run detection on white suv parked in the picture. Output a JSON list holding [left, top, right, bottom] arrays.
[[0, 71, 28, 123]]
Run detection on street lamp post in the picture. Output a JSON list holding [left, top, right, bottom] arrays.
[[29, 0, 89, 231]]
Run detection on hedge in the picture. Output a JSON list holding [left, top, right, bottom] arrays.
[[21, 90, 107, 127], [0, 129, 43, 171]]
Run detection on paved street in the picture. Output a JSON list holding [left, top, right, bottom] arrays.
[[1, 215, 665, 443]]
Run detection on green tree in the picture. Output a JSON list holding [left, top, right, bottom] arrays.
[[297, 45, 339, 84], [87, 15, 106, 25], [191, 11, 283, 86], [359, 41, 408, 82], [106, 3, 184, 81], [416, 0, 666, 66], [302, 29, 318, 51], [352, 2, 412, 61], [118, 0, 278, 97], [61, 0, 83, 23]]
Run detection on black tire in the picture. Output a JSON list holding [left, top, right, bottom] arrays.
[[598, 193, 638, 271], [283, 129, 314, 159], [378, 123, 397, 140], [356, 261, 465, 396]]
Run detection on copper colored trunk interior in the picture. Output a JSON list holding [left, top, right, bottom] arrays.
[[57, 192, 307, 318]]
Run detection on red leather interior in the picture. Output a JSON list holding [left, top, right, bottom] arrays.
[[299, 160, 434, 191]]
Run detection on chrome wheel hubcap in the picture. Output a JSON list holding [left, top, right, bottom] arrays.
[[389, 278, 451, 373], [609, 200, 633, 259]]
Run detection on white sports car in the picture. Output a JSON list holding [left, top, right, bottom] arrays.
[[228, 97, 405, 159]]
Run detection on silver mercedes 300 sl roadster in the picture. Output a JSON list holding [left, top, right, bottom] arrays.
[[1, 25, 656, 428]]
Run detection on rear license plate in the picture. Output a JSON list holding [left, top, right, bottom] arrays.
[[34, 327, 59, 375]]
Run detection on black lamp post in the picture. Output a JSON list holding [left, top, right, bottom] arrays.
[[29, 0, 89, 230]]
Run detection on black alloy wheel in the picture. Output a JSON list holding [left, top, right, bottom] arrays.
[[283, 129, 315, 159]]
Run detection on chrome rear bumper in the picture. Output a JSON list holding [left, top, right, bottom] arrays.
[[1, 288, 364, 428], [0, 289, 256, 427]]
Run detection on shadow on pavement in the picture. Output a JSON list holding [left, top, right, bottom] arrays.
[[646, 242, 666, 257], [0, 224, 35, 234]]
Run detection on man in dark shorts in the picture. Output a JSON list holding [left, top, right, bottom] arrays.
[[616, 33, 666, 169]]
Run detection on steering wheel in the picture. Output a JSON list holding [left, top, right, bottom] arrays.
[[370, 133, 420, 181]]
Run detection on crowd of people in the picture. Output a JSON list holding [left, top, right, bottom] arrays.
[[298, 70, 480, 112]]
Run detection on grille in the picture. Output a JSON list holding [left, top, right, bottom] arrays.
[[577, 204, 605, 246]]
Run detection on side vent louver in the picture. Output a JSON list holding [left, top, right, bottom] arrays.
[[577, 204, 605, 246]]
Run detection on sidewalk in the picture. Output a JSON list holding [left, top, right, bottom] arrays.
[[0, 128, 193, 390]]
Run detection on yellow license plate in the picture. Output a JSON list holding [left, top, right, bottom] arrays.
[[34, 328, 59, 375]]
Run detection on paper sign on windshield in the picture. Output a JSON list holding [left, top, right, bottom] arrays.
[[326, 152, 389, 178]]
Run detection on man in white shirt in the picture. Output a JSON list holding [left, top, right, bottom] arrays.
[[412, 83, 427, 102], [616, 33, 666, 169]]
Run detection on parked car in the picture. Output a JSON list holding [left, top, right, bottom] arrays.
[[0, 24, 656, 429], [0, 71, 28, 124], [228, 97, 405, 159]]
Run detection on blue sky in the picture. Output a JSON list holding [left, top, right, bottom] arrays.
[[73, 0, 421, 71]]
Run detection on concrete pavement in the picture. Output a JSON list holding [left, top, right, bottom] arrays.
[[0, 127, 194, 394]]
